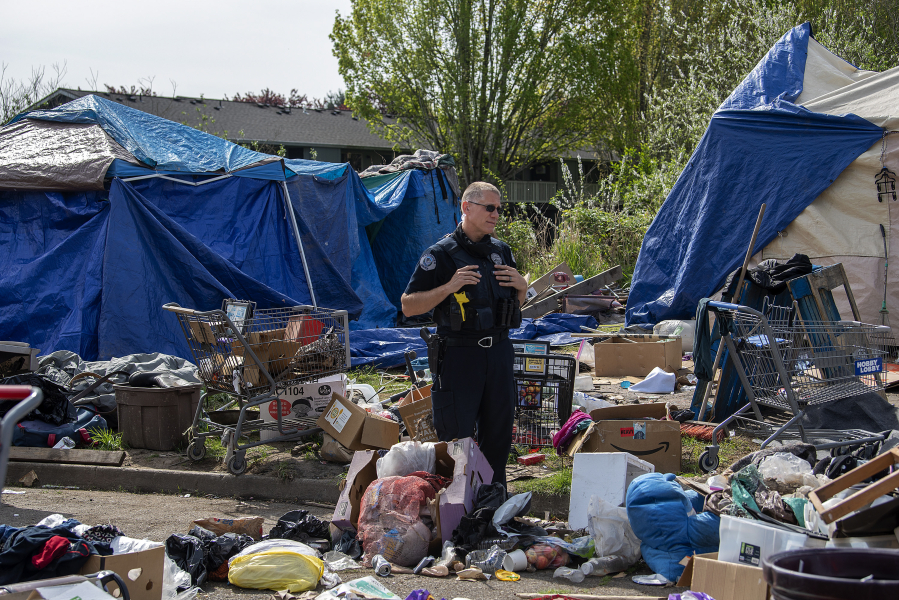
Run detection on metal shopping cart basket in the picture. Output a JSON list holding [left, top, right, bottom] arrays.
[[1, 385, 43, 499], [164, 299, 350, 475], [512, 347, 575, 448], [698, 300, 890, 472]]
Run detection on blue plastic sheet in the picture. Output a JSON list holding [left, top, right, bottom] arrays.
[[17, 95, 274, 175], [626, 23, 884, 326], [350, 313, 598, 368]]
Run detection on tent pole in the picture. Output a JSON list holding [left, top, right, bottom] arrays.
[[280, 180, 317, 308]]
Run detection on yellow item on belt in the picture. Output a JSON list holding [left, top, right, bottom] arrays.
[[453, 292, 469, 321]]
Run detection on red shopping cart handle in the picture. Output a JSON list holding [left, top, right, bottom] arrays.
[[0, 385, 35, 400]]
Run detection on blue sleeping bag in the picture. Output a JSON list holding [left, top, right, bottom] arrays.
[[626, 472, 720, 582], [12, 407, 108, 447]]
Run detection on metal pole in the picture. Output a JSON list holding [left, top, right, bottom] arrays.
[[697, 203, 766, 421], [280, 180, 317, 308]]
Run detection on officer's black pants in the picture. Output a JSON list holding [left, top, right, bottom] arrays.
[[431, 336, 515, 486]]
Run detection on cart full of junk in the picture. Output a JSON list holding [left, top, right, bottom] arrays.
[[164, 299, 350, 475], [699, 300, 891, 472]]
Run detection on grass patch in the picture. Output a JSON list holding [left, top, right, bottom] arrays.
[[539, 588, 572, 596], [510, 467, 572, 496], [90, 428, 125, 451], [680, 433, 758, 476], [348, 366, 411, 400]]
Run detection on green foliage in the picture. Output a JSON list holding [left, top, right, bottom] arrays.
[[510, 467, 572, 496], [680, 434, 759, 476], [332, 0, 628, 186], [90, 428, 125, 451]]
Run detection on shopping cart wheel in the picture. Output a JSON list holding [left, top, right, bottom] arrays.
[[227, 452, 247, 476], [699, 449, 719, 473], [186, 441, 206, 462]]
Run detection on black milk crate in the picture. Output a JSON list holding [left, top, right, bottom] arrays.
[[512, 351, 575, 448]]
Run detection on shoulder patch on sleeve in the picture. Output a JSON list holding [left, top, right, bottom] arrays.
[[419, 252, 437, 271]]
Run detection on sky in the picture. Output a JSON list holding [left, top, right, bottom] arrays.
[[1, 0, 354, 101]]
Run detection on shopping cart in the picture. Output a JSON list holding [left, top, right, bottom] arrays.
[[512, 351, 576, 448], [1, 385, 43, 499], [164, 300, 350, 475], [698, 300, 890, 472]]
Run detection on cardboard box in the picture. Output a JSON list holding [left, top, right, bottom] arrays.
[[316, 393, 399, 451], [568, 452, 654, 529], [567, 404, 681, 473], [332, 438, 493, 547], [594, 336, 682, 377], [80, 545, 166, 600], [261, 374, 347, 441], [397, 385, 438, 442], [677, 552, 769, 600]]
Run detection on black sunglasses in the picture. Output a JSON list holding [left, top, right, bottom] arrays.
[[467, 200, 503, 214]]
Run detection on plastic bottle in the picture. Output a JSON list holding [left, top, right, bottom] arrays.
[[580, 556, 630, 577], [553, 566, 585, 583]]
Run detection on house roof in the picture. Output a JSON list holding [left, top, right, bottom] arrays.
[[39, 89, 405, 151]]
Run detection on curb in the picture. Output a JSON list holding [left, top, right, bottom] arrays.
[[4, 463, 342, 504], [4, 463, 570, 519]]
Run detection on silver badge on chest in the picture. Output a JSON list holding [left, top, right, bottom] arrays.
[[490, 252, 503, 265]]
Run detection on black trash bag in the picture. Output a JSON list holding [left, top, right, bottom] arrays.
[[189, 526, 254, 571], [333, 528, 362, 560], [0, 373, 75, 426], [165, 534, 207, 587], [268, 510, 331, 542], [474, 483, 508, 512]]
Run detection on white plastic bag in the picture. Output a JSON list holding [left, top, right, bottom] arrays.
[[576, 340, 595, 369], [586, 495, 642, 566], [375, 441, 436, 478], [653, 320, 695, 353], [629, 367, 676, 394], [759, 453, 818, 487], [229, 539, 320, 564]]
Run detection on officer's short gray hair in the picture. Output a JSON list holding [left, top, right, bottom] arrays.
[[462, 182, 501, 204]]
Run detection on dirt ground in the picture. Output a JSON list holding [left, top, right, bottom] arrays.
[[0, 489, 682, 600]]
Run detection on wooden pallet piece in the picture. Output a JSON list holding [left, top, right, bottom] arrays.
[[808, 447, 899, 524], [521, 265, 622, 319], [8, 447, 126, 467]]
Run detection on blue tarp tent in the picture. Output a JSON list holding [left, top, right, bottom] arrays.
[[626, 23, 889, 326], [0, 95, 459, 360]]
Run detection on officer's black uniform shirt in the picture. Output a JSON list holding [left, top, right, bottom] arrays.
[[404, 229, 517, 338]]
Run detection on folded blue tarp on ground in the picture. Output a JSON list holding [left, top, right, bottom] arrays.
[[350, 313, 598, 368]]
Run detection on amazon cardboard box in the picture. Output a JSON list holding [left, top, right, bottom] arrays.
[[317, 393, 399, 451], [594, 336, 681, 377], [677, 552, 769, 600], [80, 545, 166, 600], [567, 403, 680, 473], [332, 438, 493, 547]]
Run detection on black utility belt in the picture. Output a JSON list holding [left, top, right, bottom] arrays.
[[444, 331, 508, 348]]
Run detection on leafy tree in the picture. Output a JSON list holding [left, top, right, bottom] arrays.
[[331, 0, 630, 186]]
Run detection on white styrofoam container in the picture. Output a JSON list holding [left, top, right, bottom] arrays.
[[260, 373, 347, 441], [568, 452, 654, 530], [718, 514, 827, 567]]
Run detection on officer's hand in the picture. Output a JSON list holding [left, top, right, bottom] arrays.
[[447, 265, 481, 293], [494, 264, 527, 292]]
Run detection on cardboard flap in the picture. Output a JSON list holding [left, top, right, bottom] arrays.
[[589, 403, 668, 421], [565, 422, 596, 457]]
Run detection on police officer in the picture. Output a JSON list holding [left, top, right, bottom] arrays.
[[401, 181, 527, 486]]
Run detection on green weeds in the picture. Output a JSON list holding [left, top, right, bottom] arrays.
[[90, 428, 125, 451]]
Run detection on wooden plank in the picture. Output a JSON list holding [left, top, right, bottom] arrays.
[[9, 447, 125, 467], [521, 265, 622, 319], [809, 448, 899, 523]]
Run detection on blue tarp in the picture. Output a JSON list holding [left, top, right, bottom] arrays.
[[350, 313, 598, 368], [0, 180, 302, 359], [1, 94, 463, 359], [626, 23, 884, 326]]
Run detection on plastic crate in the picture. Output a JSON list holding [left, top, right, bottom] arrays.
[[512, 352, 575, 448]]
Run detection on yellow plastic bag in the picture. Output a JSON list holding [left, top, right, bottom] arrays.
[[228, 550, 324, 592]]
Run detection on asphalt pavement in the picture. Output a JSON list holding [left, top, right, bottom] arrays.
[[0, 488, 683, 600]]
